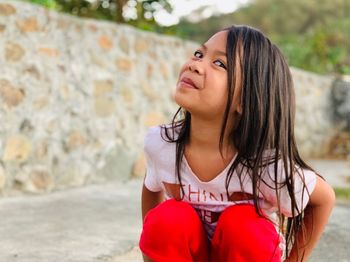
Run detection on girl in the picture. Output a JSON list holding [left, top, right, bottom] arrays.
[[139, 25, 335, 262]]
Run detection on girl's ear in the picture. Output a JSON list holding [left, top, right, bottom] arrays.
[[231, 93, 243, 115], [237, 103, 242, 114]]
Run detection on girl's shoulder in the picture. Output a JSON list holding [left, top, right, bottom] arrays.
[[144, 125, 162, 151], [144, 124, 176, 156]]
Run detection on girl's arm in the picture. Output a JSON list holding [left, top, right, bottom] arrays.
[[141, 182, 164, 262], [141, 182, 164, 222], [286, 175, 336, 261]]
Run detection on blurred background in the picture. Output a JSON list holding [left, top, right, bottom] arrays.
[[0, 0, 349, 261], [22, 0, 350, 74]]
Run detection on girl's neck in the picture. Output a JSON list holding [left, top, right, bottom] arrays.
[[188, 116, 236, 156]]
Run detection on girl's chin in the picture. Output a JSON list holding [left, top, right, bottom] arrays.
[[173, 92, 188, 105], [173, 97, 191, 111]]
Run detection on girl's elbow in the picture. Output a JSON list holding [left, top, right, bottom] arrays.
[[328, 186, 336, 208], [322, 181, 336, 208], [310, 176, 336, 208]]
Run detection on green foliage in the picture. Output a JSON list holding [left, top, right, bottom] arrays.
[[272, 30, 349, 74], [22, 0, 172, 29], [334, 187, 350, 200], [173, 0, 350, 75], [27, 0, 58, 8]]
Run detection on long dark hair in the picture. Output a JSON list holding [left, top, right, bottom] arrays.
[[160, 25, 320, 261]]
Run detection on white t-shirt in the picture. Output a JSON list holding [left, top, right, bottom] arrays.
[[143, 124, 317, 255]]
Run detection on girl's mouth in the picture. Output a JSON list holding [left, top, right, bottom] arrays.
[[179, 77, 198, 89]]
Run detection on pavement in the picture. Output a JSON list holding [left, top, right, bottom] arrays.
[[0, 159, 349, 262]]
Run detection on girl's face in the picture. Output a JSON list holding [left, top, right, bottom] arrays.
[[173, 30, 242, 121]]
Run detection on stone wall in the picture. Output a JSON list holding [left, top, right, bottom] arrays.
[[0, 1, 346, 196], [292, 68, 337, 157]]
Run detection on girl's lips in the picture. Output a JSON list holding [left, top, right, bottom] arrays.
[[179, 77, 198, 89]]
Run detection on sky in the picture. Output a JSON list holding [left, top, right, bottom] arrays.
[[154, 0, 251, 26]]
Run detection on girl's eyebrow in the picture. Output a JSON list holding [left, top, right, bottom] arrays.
[[201, 44, 226, 57]]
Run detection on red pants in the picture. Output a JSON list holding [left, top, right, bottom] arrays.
[[139, 199, 282, 262]]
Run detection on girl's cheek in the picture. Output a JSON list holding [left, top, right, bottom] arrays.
[[181, 62, 188, 71], [177, 63, 188, 77]]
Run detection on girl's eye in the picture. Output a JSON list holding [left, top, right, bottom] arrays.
[[214, 60, 227, 69], [193, 50, 226, 69], [193, 50, 203, 58]]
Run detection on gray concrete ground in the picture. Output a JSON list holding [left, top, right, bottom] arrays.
[[0, 159, 349, 262]]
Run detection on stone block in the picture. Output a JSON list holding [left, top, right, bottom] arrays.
[[5, 42, 25, 62], [121, 87, 133, 104], [38, 47, 59, 57], [98, 35, 113, 51], [144, 112, 165, 127], [29, 168, 53, 192], [0, 165, 6, 189], [132, 152, 146, 178], [23, 65, 41, 79], [94, 96, 116, 117], [54, 164, 88, 188], [88, 23, 98, 32], [331, 79, 350, 131], [65, 131, 86, 151], [116, 58, 133, 71], [119, 36, 129, 54], [98, 146, 134, 181], [14, 166, 53, 193], [35, 140, 48, 159], [141, 81, 158, 100], [93, 80, 113, 96], [16, 17, 40, 32], [33, 96, 49, 110], [135, 38, 149, 53], [0, 3, 16, 16], [0, 79, 25, 107], [326, 132, 350, 158], [19, 119, 34, 133], [59, 85, 70, 100], [146, 64, 153, 79], [160, 61, 169, 80], [3, 135, 32, 163]]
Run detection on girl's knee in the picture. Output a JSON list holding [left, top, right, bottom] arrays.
[[217, 204, 256, 228], [215, 204, 280, 245], [212, 204, 282, 261], [140, 199, 209, 261], [145, 199, 199, 226], [142, 199, 202, 238]]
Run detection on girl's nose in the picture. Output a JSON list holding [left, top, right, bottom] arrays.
[[188, 61, 203, 75]]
